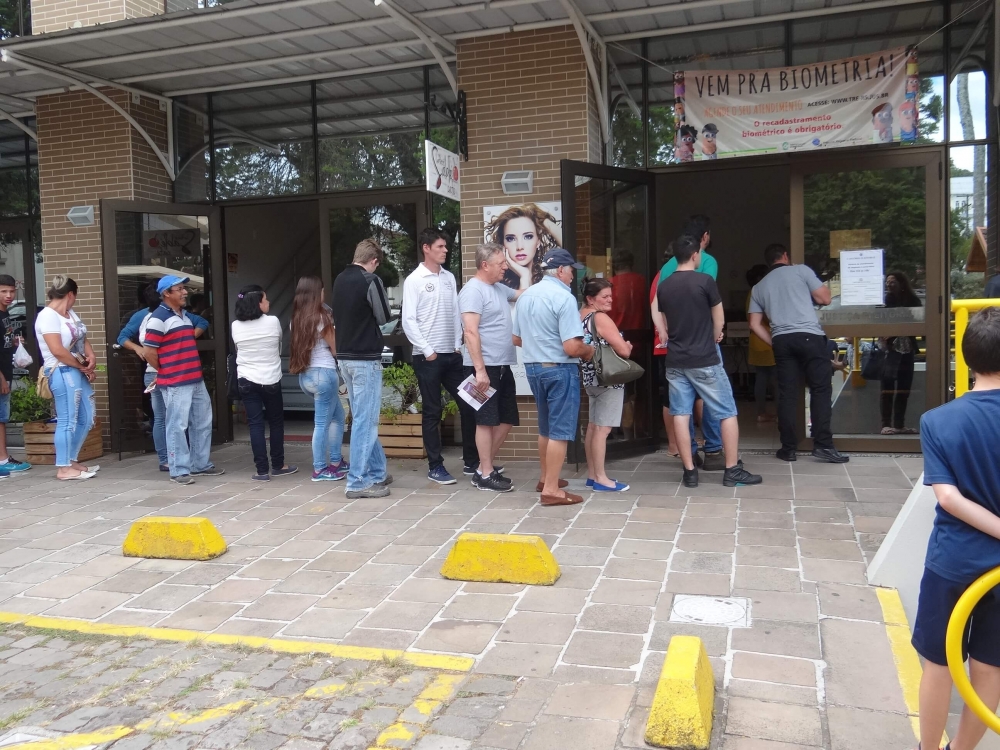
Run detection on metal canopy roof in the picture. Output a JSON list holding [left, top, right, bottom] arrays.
[[0, 0, 969, 109]]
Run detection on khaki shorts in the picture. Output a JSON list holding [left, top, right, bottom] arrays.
[[586, 385, 624, 427]]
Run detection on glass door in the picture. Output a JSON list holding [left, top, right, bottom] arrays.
[[0, 219, 41, 376], [561, 160, 657, 458], [790, 146, 946, 452], [100, 200, 226, 454], [319, 188, 428, 360]]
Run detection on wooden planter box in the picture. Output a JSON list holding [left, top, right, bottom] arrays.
[[24, 418, 104, 466], [378, 412, 427, 459]]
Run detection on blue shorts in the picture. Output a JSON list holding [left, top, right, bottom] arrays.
[[911, 567, 1000, 667], [0, 391, 8, 424], [525, 362, 580, 441], [664, 363, 738, 421]]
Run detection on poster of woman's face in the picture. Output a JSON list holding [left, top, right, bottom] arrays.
[[483, 202, 563, 290]]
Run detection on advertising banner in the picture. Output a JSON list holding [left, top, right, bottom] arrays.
[[425, 140, 461, 200], [673, 46, 918, 161]]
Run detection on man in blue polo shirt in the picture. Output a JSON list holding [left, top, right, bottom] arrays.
[[513, 248, 594, 506], [142, 275, 223, 485]]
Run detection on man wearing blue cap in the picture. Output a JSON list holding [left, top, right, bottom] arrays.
[[513, 248, 594, 506], [142, 275, 223, 485]]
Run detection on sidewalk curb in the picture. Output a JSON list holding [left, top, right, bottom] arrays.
[[0, 611, 474, 672], [876, 586, 928, 742]]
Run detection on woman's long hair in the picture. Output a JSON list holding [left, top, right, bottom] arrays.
[[289, 276, 332, 375], [887, 271, 921, 308], [485, 203, 560, 286]]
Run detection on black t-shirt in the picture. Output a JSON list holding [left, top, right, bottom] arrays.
[[657, 270, 722, 369], [0, 308, 13, 381]]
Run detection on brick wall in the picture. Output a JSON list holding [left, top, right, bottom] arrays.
[[32, 0, 164, 34], [457, 26, 602, 460], [37, 89, 172, 444]]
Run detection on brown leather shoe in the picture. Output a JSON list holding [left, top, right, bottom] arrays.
[[535, 479, 569, 492], [540, 491, 584, 506]]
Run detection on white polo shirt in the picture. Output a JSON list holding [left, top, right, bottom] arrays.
[[401, 263, 462, 357]]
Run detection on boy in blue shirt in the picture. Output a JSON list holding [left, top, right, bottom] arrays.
[[913, 307, 1000, 750]]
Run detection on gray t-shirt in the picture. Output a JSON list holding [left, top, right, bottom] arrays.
[[748, 264, 825, 338], [459, 277, 517, 366]]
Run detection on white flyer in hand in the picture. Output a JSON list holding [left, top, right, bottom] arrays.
[[457, 374, 496, 411]]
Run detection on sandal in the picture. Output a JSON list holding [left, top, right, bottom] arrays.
[[880, 426, 898, 435]]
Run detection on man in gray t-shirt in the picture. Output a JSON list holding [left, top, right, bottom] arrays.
[[748, 244, 848, 464], [458, 243, 523, 492]]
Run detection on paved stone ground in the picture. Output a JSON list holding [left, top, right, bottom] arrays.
[[0, 443, 982, 749]]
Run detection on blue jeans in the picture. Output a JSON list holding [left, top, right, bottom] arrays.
[[691, 399, 723, 454], [161, 380, 214, 478], [49, 366, 95, 467], [145, 371, 167, 466], [665, 363, 739, 426], [340, 359, 387, 491], [299, 367, 345, 473], [524, 362, 580, 442]]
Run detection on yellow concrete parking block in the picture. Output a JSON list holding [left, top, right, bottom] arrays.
[[645, 635, 714, 749], [122, 516, 227, 561], [440, 532, 560, 585]]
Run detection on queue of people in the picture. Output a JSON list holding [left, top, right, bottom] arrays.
[[13, 216, 860, 492]]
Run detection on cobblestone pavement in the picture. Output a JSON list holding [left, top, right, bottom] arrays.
[[0, 443, 971, 749]]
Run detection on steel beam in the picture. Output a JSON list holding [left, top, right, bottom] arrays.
[[376, 0, 458, 96]]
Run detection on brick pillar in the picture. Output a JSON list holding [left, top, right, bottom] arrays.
[[36, 91, 172, 444], [32, 0, 164, 34], [457, 27, 603, 460]]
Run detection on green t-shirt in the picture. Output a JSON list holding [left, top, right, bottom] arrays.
[[660, 250, 718, 281]]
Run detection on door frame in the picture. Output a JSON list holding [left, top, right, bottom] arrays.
[[561, 159, 658, 459], [0, 218, 40, 375], [789, 144, 946, 453], [100, 199, 227, 453]]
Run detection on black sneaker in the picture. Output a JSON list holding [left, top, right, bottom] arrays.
[[464, 462, 504, 476], [191, 467, 225, 476], [723, 460, 763, 486], [170, 474, 194, 485], [776, 448, 797, 462], [682, 467, 699, 488], [702, 450, 726, 471], [346, 484, 390, 499], [811, 447, 850, 463], [472, 470, 513, 493]]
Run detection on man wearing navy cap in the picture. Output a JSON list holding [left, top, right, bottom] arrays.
[[142, 275, 223, 485], [513, 248, 594, 506]]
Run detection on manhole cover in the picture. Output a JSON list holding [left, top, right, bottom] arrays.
[[669, 595, 751, 627]]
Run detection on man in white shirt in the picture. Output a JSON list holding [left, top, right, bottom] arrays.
[[402, 228, 477, 484]]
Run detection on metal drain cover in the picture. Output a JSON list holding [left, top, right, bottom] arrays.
[[669, 595, 751, 627]]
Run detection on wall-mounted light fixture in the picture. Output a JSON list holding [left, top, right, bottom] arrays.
[[501, 171, 533, 196], [66, 205, 95, 227]]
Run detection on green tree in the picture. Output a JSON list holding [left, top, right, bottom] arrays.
[[0, 0, 29, 38]]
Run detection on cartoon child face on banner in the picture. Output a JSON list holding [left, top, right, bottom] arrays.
[[872, 103, 893, 143], [483, 202, 563, 290], [898, 100, 918, 141], [701, 124, 719, 159], [676, 125, 697, 162]]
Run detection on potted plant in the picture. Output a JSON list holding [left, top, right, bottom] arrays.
[[6, 379, 51, 448], [378, 363, 460, 458]]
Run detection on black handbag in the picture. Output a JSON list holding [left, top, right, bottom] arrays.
[[861, 344, 885, 380]]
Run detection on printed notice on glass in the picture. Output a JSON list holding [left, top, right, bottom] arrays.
[[839, 249, 884, 306], [457, 375, 496, 411]]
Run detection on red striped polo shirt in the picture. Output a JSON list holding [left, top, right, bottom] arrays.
[[142, 304, 203, 387]]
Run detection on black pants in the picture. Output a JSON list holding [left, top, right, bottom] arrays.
[[238, 378, 285, 475], [881, 351, 915, 430], [772, 333, 834, 450], [412, 352, 478, 470]]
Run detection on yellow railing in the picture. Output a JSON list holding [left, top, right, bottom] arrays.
[[951, 299, 1000, 397], [947, 566, 1000, 734]]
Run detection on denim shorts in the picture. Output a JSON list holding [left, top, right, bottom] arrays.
[[912, 567, 1000, 667], [525, 362, 580, 441], [664, 363, 738, 421], [0, 391, 8, 423]]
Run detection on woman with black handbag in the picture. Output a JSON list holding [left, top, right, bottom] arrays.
[[579, 278, 634, 492], [879, 272, 922, 434]]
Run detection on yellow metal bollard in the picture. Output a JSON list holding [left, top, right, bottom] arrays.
[[945, 565, 1000, 734]]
